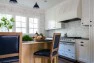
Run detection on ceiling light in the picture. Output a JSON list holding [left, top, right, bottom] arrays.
[[33, 2, 39, 8], [44, 0, 47, 2], [10, 0, 17, 3]]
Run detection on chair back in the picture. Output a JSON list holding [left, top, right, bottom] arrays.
[[0, 32, 22, 59], [50, 33, 61, 56]]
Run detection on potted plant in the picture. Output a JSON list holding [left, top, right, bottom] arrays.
[[0, 17, 15, 32], [22, 35, 33, 41]]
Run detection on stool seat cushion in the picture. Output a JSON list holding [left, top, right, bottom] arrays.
[[0, 56, 19, 63], [34, 49, 57, 57]]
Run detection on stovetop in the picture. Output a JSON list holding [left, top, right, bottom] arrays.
[[61, 37, 82, 39], [60, 37, 82, 42]]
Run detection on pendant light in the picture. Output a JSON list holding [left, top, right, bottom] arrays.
[[10, 0, 17, 3], [33, 2, 39, 8]]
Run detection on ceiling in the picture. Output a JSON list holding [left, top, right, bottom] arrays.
[[0, 0, 64, 10]]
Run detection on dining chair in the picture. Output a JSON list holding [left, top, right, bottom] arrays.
[[34, 33, 61, 63], [0, 32, 22, 63]]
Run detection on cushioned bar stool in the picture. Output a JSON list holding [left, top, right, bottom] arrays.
[[0, 32, 22, 63], [34, 33, 61, 63]]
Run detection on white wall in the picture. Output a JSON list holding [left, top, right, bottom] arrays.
[[0, 3, 45, 35], [46, 21, 89, 38]]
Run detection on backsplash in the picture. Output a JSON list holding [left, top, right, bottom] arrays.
[[45, 21, 89, 38]]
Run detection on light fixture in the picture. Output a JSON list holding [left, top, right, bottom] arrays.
[[33, 2, 39, 8], [44, 0, 47, 2], [10, 0, 17, 3]]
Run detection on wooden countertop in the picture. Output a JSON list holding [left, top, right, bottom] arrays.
[[22, 41, 52, 45]]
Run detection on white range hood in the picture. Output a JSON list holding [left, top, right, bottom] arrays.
[[58, 0, 82, 22]]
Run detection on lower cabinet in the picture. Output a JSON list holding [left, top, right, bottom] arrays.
[[59, 40, 90, 63], [76, 39, 90, 63]]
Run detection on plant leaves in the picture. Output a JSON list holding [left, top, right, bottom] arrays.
[[10, 17, 15, 22]]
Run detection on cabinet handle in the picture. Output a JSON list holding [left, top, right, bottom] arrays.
[[81, 44, 84, 46], [90, 21, 92, 22], [90, 25, 92, 27], [81, 42, 84, 43]]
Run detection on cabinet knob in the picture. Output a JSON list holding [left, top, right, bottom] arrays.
[[81, 44, 84, 46], [81, 42, 84, 43], [90, 21, 92, 22]]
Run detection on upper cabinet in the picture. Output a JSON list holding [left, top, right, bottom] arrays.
[[45, 5, 62, 30], [81, 0, 90, 25], [45, 8, 56, 30]]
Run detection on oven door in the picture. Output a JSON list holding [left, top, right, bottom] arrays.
[[58, 42, 76, 60]]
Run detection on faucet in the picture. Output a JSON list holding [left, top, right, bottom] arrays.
[[64, 33, 67, 37]]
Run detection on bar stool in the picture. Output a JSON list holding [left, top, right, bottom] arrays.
[[34, 33, 61, 63], [0, 32, 22, 63]]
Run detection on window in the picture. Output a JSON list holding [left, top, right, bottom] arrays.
[[16, 16, 26, 33], [0, 14, 12, 32], [29, 18, 38, 34]]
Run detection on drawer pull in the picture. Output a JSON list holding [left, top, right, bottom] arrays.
[[81, 44, 84, 46], [81, 42, 84, 43]]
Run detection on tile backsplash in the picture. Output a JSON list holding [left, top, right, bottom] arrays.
[[45, 21, 89, 38]]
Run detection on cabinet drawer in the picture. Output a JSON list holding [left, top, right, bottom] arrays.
[[78, 40, 89, 47]]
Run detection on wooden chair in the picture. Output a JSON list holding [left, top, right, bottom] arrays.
[[0, 32, 22, 63], [34, 33, 61, 63]]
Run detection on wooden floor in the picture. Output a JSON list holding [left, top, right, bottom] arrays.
[[59, 58, 73, 63], [13, 58, 79, 63], [59, 58, 83, 63]]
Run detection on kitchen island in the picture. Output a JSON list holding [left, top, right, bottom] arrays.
[[22, 41, 57, 63]]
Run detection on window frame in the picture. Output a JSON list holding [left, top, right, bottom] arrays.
[[15, 16, 27, 33], [29, 18, 39, 34]]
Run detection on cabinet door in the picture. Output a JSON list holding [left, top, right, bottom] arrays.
[[45, 10, 50, 30], [91, 0, 94, 63], [54, 5, 62, 29], [45, 8, 56, 30], [81, 0, 90, 25], [76, 40, 90, 63]]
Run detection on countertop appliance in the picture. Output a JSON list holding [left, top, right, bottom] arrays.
[[58, 37, 80, 60]]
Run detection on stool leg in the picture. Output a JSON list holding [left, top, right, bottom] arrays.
[[50, 58, 53, 63], [34, 56, 35, 63], [53, 57, 55, 63], [56, 56, 58, 63]]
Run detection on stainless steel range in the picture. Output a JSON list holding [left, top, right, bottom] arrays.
[[58, 37, 81, 60]]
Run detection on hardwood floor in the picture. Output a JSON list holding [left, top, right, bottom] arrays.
[[59, 58, 83, 63], [59, 58, 73, 63]]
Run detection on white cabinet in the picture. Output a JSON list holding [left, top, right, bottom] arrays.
[[45, 8, 56, 30], [76, 39, 90, 63], [90, 0, 94, 63], [81, 0, 90, 25], [45, 4, 62, 30]]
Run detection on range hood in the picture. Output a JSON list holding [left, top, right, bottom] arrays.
[[58, 0, 82, 22]]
